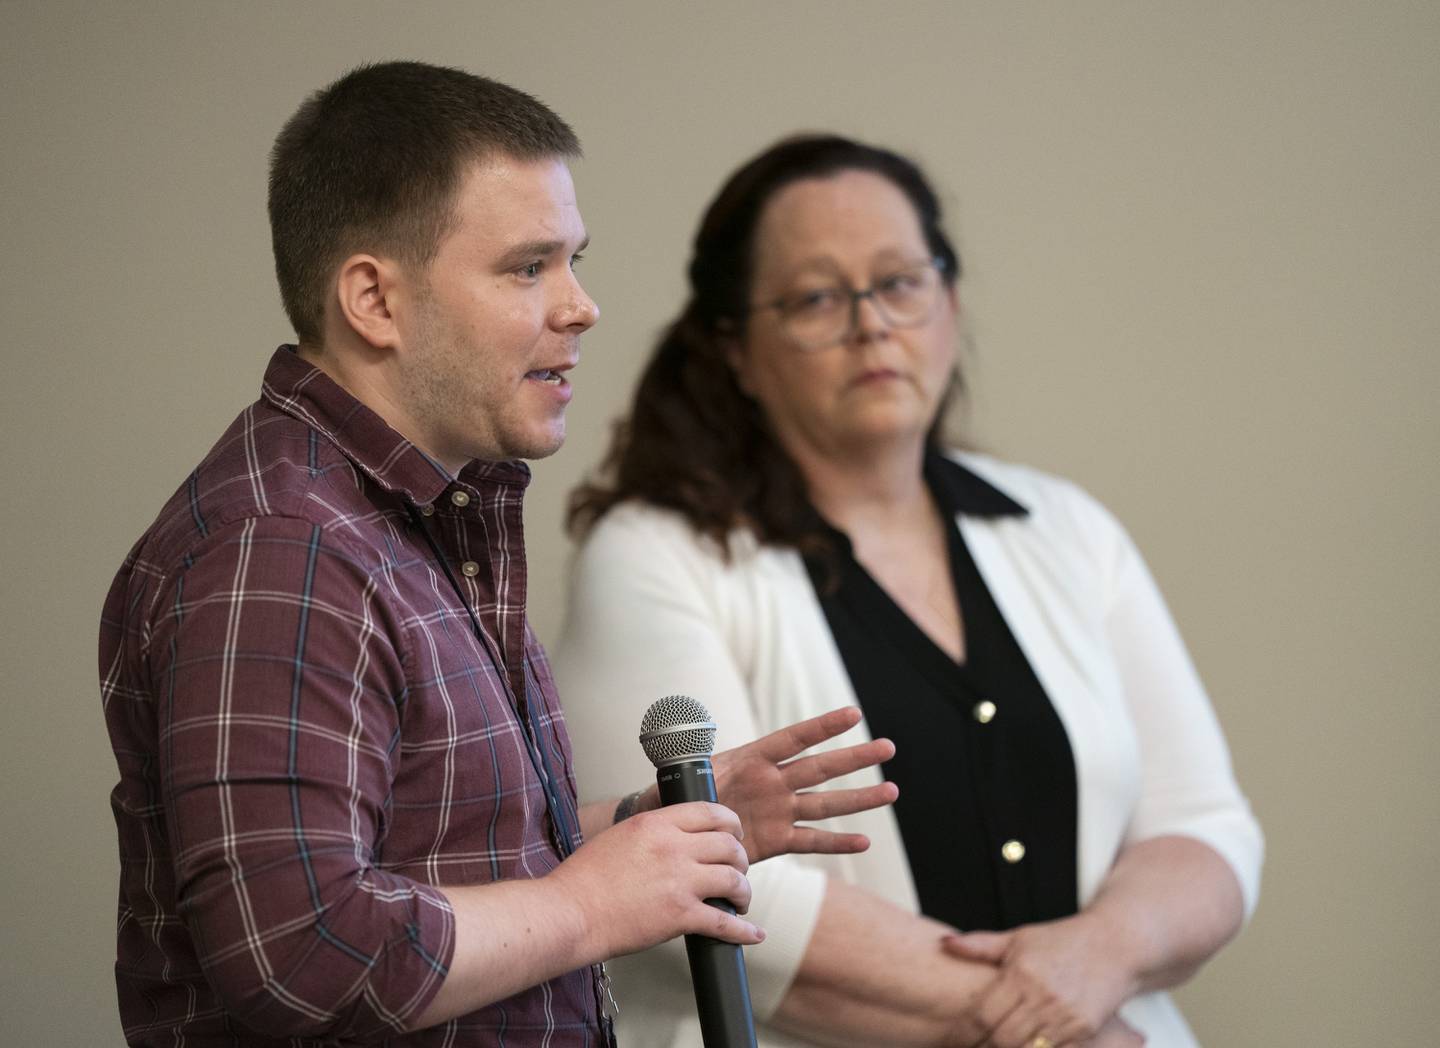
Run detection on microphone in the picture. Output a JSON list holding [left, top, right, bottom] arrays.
[[639, 695, 759, 1048]]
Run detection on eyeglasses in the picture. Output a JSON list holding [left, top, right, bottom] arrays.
[[750, 258, 948, 351]]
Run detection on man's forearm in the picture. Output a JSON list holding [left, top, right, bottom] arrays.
[[410, 878, 591, 1029], [414, 800, 762, 1032], [771, 878, 996, 1048]]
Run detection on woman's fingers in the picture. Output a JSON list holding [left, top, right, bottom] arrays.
[[942, 930, 1013, 964], [973, 976, 1027, 1046]]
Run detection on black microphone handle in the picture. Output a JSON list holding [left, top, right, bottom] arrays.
[[656, 758, 759, 1048]]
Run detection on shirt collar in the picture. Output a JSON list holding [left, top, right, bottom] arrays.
[[259, 345, 531, 506], [923, 448, 1030, 519], [807, 446, 1029, 560]]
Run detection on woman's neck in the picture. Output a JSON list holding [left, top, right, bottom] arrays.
[[794, 436, 933, 535]]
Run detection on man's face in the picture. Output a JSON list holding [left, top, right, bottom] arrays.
[[393, 156, 597, 469]]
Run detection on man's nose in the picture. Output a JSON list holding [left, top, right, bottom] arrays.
[[556, 274, 599, 331]]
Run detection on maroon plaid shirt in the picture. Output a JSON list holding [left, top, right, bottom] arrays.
[[99, 347, 611, 1046]]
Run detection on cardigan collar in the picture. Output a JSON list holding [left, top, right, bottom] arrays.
[[924, 449, 1030, 519], [804, 447, 1028, 563]]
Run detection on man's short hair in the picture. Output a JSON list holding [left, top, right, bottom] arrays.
[[269, 61, 581, 344]]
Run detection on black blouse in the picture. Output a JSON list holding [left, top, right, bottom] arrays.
[[803, 453, 1080, 932]]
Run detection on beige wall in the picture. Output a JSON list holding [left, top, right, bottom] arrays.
[[3, 2, 1436, 1043]]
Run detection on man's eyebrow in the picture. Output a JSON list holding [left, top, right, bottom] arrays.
[[495, 236, 590, 269]]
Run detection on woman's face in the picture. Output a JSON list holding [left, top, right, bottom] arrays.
[[729, 169, 958, 467]]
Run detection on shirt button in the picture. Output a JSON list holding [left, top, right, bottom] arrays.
[[450, 490, 471, 507], [460, 561, 481, 578], [1001, 839, 1026, 864], [418, 503, 435, 517], [973, 700, 997, 724]]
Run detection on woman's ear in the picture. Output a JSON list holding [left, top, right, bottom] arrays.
[[945, 282, 961, 315], [719, 328, 756, 397]]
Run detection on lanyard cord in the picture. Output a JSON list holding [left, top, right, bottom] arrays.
[[405, 503, 577, 858], [408, 502, 619, 1040], [406, 503, 617, 1041]]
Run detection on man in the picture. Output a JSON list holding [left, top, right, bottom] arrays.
[[99, 61, 895, 1047]]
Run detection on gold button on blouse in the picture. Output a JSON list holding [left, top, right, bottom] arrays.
[[450, 490, 471, 507], [1001, 839, 1026, 864], [460, 560, 481, 578], [973, 700, 997, 724]]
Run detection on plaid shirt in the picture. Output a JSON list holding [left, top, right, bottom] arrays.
[[99, 347, 611, 1046]]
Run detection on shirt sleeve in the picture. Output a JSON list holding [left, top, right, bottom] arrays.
[[147, 514, 455, 1040], [1092, 495, 1266, 919], [553, 507, 827, 1022]]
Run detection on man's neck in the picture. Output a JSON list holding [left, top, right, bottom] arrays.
[[296, 339, 466, 476]]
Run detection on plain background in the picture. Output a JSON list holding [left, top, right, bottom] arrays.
[[3, 2, 1436, 1044]]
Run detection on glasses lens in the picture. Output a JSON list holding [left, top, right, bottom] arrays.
[[779, 288, 850, 349], [775, 261, 942, 350], [874, 264, 941, 325]]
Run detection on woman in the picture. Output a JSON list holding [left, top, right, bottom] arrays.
[[553, 135, 1262, 1048]]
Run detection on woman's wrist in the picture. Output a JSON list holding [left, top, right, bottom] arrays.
[[1074, 904, 1150, 1001]]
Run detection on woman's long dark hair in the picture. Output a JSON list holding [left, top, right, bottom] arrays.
[[568, 134, 964, 558]]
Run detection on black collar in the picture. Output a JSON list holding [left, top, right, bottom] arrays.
[[923, 449, 1029, 519], [806, 447, 1028, 557]]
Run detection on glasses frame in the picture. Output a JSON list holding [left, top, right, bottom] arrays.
[[748, 256, 949, 351]]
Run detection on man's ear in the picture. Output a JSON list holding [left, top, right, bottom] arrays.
[[334, 253, 406, 351]]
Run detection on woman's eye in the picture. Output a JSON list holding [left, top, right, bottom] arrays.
[[789, 289, 842, 313], [570, 252, 585, 268], [880, 272, 921, 294], [520, 262, 542, 278]]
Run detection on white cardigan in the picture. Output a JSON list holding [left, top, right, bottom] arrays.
[[552, 453, 1263, 1048]]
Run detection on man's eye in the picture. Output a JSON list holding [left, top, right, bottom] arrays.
[[570, 252, 585, 268], [519, 262, 542, 278]]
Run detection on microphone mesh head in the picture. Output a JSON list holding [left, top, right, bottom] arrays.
[[639, 694, 717, 766]]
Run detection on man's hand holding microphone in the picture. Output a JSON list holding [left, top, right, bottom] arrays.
[[549, 701, 898, 1047], [558, 701, 896, 945]]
